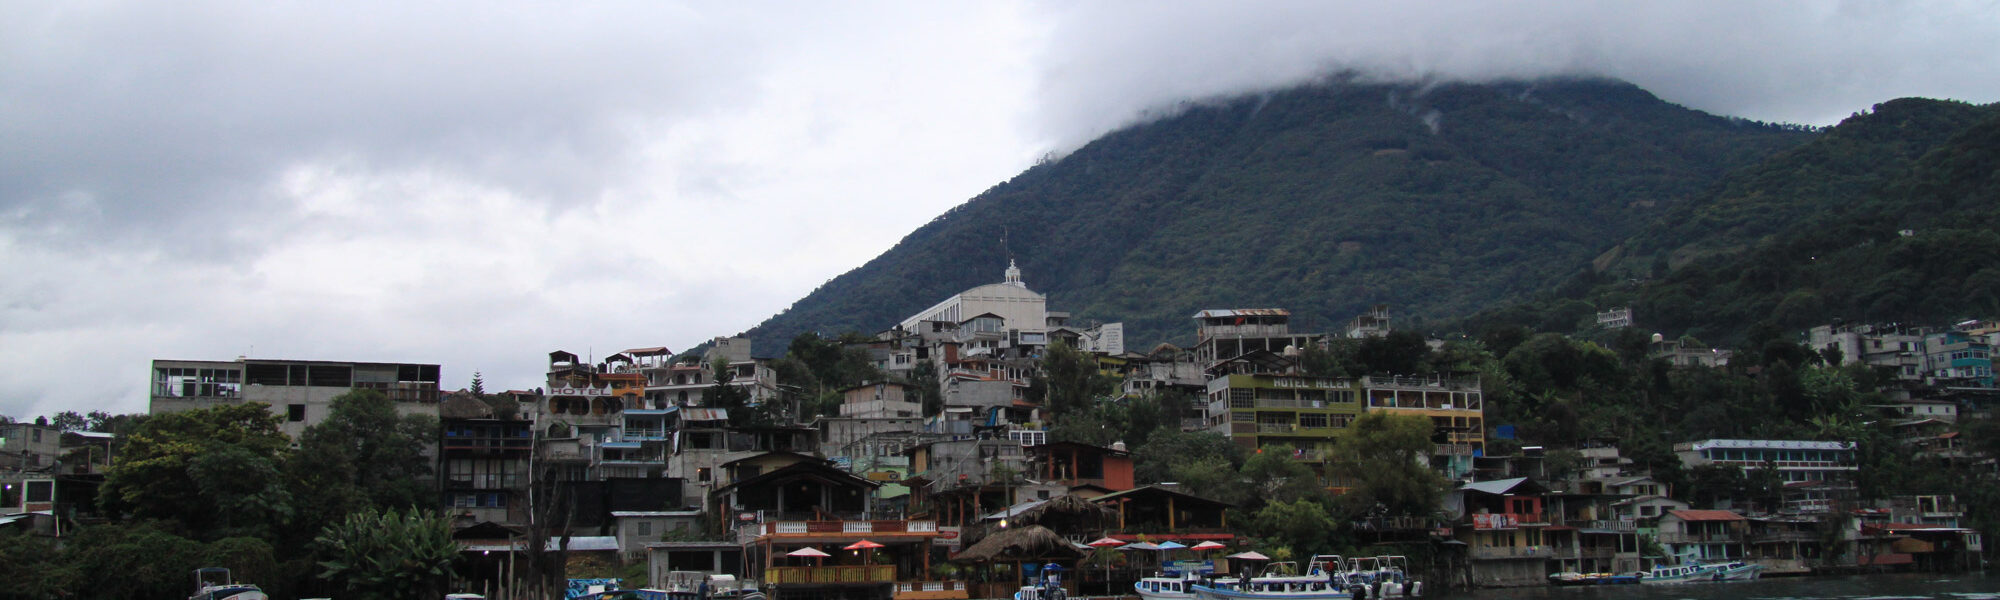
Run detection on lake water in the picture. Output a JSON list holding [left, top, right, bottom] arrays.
[[1450, 573, 2000, 600]]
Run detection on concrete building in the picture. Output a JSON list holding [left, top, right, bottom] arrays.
[[150, 358, 442, 439], [1363, 375, 1486, 479], [1191, 309, 1318, 368], [1807, 323, 1927, 381], [1203, 365, 1363, 474], [1924, 328, 1994, 389]]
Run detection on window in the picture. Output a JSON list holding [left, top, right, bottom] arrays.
[[1037, 490, 1051, 500], [25, 480, 54, 503], [697, 467, 712, 483], [1300, 414, 1329, 429], [288, 404, 307, 422], [638, 521, 652, 536]]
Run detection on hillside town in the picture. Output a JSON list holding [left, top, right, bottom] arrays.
[[4, 263, 1996, 598]]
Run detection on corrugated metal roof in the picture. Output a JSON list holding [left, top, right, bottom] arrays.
[[1192, 308, 1290, 319], [1458, 478, 1531, 495], [681, 408, 729, 421], [548, 536, 620, 552]]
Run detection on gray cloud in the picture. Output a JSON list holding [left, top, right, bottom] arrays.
[[3, 1, 1997, 420], [1027, 1, 2000, 149]]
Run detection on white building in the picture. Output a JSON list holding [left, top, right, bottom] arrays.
[[899, 261, 1048, 337]]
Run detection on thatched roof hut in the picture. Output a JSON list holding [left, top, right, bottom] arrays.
[[953, 525, 1084, 563], [1008, 493, 1116, 531]]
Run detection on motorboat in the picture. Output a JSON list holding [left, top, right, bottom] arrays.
[[1636, 561, 1764, 584], [188, 568, 268, 600], [1547, 571, 1639, 586], [1343, 556, 1420, 598]]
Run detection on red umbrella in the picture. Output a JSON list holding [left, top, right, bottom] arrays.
[[1190, 541, 1226, 551], [845, 539, 885, 565], [1087, 537, 1127, 548]]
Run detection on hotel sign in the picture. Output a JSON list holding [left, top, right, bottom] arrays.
[[1271, 377, 1348, 389], [548, 386, 614, 397]]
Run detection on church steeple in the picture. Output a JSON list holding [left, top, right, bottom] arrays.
[[1004, 259, 1023, 287]]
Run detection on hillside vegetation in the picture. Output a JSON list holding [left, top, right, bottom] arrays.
[[741, 78, 1812, 349], [1469, 99, 2000, 344]]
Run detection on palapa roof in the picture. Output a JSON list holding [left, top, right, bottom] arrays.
[[952, 525, 1084, 562]]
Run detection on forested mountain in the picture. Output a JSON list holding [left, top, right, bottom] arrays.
[[740, 77, 1812, 350], [1471, 98, 2000, 344]]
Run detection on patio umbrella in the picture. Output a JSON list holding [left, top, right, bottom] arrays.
[[1226, 551, 1270, 579], [1190, 542, 1226, 551], [845, 539, 885, 564], [1086, 538, 1125, 593], [788, 546, 830, 567], [1119, 542, 1160, 551], [1155, 541, 1188, 571]]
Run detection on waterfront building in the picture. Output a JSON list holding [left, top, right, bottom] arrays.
[[1203, 360, 1363, 483], [1656, 509, 1749, 562], [1675, 439, 1857, 513], [437, 393, 533, 528], [1924, 328, 1994, 389], [1453, 477, 1555, 587]]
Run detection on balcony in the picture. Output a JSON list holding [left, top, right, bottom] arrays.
[[765, 565, 896, 585], [1657, 532, 1744, 544], [1469, 545, 1554, 560], [1470, 513, 1546, 530], [761, 520, 938, 537], [1576, 520, 1637, 532]]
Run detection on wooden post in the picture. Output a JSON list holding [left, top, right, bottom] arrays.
[[1168, 496, 1177, 530]]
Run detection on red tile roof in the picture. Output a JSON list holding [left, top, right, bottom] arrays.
[[1668, 509, 1745, 521]]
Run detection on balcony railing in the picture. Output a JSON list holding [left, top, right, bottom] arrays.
[[1470, 513, 1546, 530], [1575, 520, 1637, 532], [762, 520, 937, 536], [894, 581, 971, 594], [765, 565, 896, 585], [1469, 545, 1554, 560], [1657, 532, 1744, 544]]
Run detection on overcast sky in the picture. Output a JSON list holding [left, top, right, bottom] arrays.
[[4, 1, 1998, 420]]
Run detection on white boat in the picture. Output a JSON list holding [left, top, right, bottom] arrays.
[[1190, 575, 1352, 600], [1343, 556, 1421, 598], [188, 568, 268, 600], [1637, 561, 1764, 584]]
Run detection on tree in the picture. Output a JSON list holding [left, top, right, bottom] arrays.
[[1134, 430, 1245, 484], [1041, 340, 1115, 416], [1240, 444, 1326, 513], [1357, 330, 1433, 375], [101, 403, 291, 536], [1248, 498, 1340, 559], [1330, 412, 1448, 517], [314, 507, 460, 600], [287, 390, 438, 544]]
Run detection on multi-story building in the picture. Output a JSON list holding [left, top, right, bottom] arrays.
[[150, 358, 441, 438], [438, 394, 533, 527], [1203, 364, 1363, 479], [1807, 322, 1927, 382], [1596, 307, 1633, 329], [1924, 328, 1994, 388], [1191, 309, 1318, 368], [636, 339, 778, 409], [1454, 477, 1556, 587], [1362, 375, 1485, 479], [1676, 439, 1856, 513], [1347, 304, 1393, 338]]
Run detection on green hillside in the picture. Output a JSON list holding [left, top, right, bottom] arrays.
[[741, 78, 1814, 351], [1467, 98, 2000, 343]]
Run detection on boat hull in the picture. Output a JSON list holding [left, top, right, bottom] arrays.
[[1192, 584, 1352, 600]]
